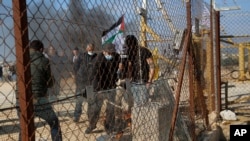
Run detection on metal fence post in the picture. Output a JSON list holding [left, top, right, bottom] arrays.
[[215, 10, 222, 113], [12, 0, 35, 140]]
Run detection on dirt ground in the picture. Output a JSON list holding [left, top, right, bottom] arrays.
[[0, 79, 113, 141], [1, 78, 250, 141]]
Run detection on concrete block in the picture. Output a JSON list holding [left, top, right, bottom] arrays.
[[131, 103, 170, 141]]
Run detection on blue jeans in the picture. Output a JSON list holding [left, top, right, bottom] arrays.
[[16, 97, 62, 141]]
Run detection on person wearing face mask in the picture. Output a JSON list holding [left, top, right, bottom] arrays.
[[85, 43, 122, 134], [73, 43, 97, 122]]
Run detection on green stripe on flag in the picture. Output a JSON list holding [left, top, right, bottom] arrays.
[[101, 15, 125, 53], [102, 30, 123, 46]]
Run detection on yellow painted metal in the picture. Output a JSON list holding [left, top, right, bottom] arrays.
[[152, 48, 160, 80], [221, 40, 250, 80], [208, 31, 250, 81], [140, 17, 147, 47], [239, 44, 246, 81], [139, 15, 163, 46], [139, 14, 171, 80], [154, 0, 176, 33], [248, 49, 250, 73]]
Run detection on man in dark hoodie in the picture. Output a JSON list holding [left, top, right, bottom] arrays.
[[16, 40, 62, 141], [73, 43, 97, 122], [85, 43, 121, 134]]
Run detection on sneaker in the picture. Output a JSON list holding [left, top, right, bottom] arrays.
[[85, 126, 96, 134]]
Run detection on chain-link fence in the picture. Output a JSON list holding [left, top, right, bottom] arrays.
[[187, 2, 250, 140], [220, 11, 250, 115], [0, 0, 212, 141]]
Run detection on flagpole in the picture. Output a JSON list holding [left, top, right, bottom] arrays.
[[138, 0, 147, 83], [140, 0, 147, 48]]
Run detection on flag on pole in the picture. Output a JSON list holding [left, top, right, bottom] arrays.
[[102, 15, 125, 54]]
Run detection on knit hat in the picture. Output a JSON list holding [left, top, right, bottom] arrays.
[[103, 43, 116, 52]]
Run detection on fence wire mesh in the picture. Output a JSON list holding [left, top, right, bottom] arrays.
[[220, 11, 250, 115], [0, 0, 210, 141]]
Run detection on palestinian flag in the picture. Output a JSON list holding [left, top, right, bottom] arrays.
[[102, 15, 125, 54]]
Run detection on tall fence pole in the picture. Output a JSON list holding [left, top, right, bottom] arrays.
[[12, 0, 35, 141], [188, 37, 196, 141], [168, 0, 192, 140], [209, 0, 216, 112], [215, 10, 221, 112]]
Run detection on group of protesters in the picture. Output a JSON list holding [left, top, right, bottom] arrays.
[[16, 34, 155, 141]]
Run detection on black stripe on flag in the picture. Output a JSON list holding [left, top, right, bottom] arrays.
[[102, 15, 124, 37]]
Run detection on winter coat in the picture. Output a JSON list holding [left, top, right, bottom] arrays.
[[76, 52, 97, 86], [92, 53, 121, 91], [30, 50, 53, 98]]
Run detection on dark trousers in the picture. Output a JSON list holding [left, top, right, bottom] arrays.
[[87, 90, 115, 132], [74, 83, 87, 120], [74, 95, 86, 120], [48, 78, 61, 102], [16, 97, 62, 141]]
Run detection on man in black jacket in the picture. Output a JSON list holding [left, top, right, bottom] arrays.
[[125, 35, 155, 106], [85, 43, 121, 134], [16, 40, 62, 141], [73, 43, 97, 122]]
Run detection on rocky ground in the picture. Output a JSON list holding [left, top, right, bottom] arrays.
[[1, 79, 250, 141]]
